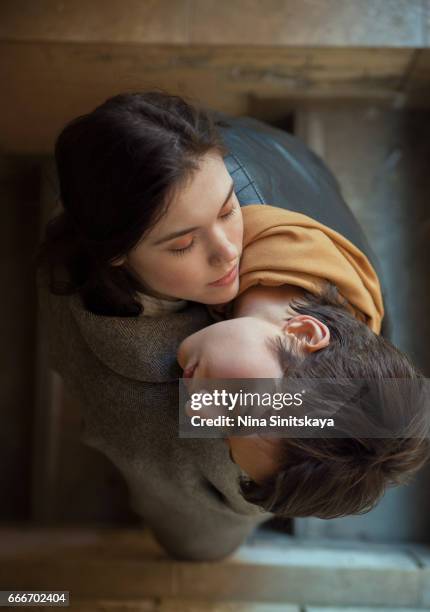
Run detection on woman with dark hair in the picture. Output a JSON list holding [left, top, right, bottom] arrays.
[[36, 90, 427, 561], [38, 91, 242, 315]]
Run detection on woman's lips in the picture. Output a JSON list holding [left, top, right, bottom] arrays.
[[208, 263, 238, 287]]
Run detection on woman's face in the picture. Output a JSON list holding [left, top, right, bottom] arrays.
[[114, 151, 244, 305]]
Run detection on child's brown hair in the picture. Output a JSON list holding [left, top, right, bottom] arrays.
[[238, 283, 430, 518]]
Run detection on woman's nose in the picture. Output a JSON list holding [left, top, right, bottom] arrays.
[[209, 226, 242, 265], [208, 233, 238, 266]]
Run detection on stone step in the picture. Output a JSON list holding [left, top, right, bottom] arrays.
[[69, 601, 298, 611], [1, 526, 429, 609], [307, 608, 427, 612]]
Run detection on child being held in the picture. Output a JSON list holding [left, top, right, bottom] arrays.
[[177, 205, 430, 520]]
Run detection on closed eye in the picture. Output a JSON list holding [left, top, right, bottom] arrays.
[[220, 205, 237, 221], [169, 241, 195, 256], [169, 202, 238, 256]]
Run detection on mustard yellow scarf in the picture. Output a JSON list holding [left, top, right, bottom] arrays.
[[238, 205, 384, 334]]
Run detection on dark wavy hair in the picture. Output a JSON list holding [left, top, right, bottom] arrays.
[[35, 90, 228, 316], [238, 283, 430, 519]]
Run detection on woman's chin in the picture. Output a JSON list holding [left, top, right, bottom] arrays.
[[205, 278, 240, 304]]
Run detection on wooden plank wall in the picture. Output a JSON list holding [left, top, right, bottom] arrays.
[[1, 0, 430, 153], [2, 43, 430, 153], [0, 157, 40, 521]]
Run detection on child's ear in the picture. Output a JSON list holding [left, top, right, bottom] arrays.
[[283, 315, 330, 353]]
